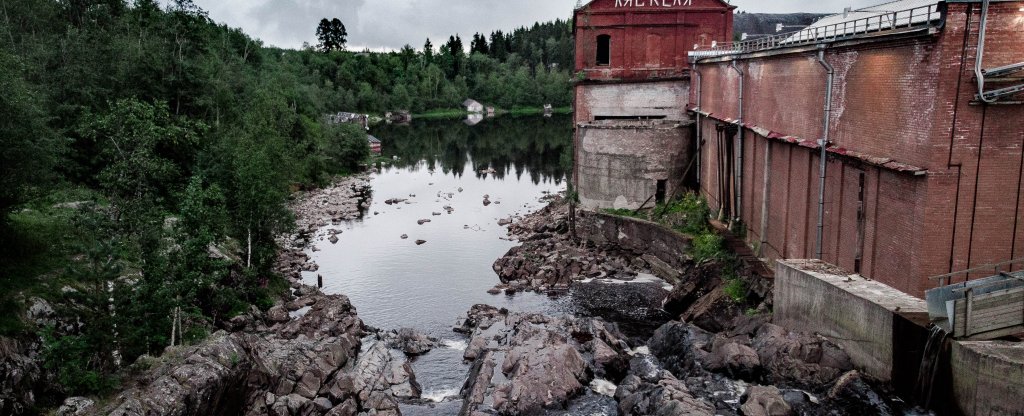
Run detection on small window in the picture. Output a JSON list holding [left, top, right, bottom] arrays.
[[656, 180, 667, 204], [596, 35, 611, 66]]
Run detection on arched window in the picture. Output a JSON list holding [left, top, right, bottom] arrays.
[[596, 34, 611, 66]]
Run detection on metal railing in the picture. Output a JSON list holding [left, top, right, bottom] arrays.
[[690, 3, 944, 59], [929, 257, 1024, 287]]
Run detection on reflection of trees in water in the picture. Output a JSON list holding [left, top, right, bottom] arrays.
[[371, 115, 573, 185]]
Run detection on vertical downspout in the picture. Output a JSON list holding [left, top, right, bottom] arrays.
[[694, 66, 703, 188], [759, 142, 772, 257], [974, 0, 994, 103], [816, 47, 835, 260], [730, 60, 745, 227]]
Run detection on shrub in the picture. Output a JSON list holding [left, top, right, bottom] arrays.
[[692, 232, 725, 263], [723, 278, 748, 303]]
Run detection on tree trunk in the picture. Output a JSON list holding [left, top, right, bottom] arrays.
[[247, 227, 252, 269]]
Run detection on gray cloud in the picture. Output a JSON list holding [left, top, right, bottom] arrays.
[[184, 0, 892, 50]]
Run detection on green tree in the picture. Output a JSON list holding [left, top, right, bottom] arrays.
[[316, 18, 347, 52]]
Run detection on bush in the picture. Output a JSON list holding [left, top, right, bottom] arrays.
[[723, 278, 748, 303], [659, 193, 711, 235], [692, 232, 725, 263]]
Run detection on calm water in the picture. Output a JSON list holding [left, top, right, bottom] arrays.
[[301, 115, 595, 411]]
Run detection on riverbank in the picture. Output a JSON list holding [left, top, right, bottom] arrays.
[[486, 196, 922, 415]]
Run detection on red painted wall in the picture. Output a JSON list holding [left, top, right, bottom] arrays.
[[693, 1, 1024, 296], [574, 0, 734, 81]]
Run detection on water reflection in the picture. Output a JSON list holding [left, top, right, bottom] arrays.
[[373, 114, 573, 185]]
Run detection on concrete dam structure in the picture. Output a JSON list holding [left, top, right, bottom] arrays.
[[572, 0, 734, 209], [572, 0, 1024, 413]]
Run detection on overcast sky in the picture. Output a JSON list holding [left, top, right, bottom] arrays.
[[181, 0, 886, 50]]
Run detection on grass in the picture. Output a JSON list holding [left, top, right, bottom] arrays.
[[598, 193, 753, 305], [0, 186, 105, 336], [411, 108, 471, 119]]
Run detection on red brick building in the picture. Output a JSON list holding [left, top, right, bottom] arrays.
[[691, 0, 1024, 296], [573, 0, 734, 209]]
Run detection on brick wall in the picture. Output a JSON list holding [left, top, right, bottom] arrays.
[[693, 1, 1024, 297]]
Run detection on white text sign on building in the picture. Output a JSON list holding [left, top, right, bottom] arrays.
[[614, 0, 694, 7]]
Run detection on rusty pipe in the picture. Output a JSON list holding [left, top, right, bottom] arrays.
[[816, 47, 834, 261]]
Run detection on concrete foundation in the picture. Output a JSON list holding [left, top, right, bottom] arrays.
[[575, 81, 689, 122], [576, 119, 692, 210], [774, 260, 930, 390], [951, 341, 1024, 416]]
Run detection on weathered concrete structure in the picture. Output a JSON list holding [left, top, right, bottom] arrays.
[[691, 0, 1024, 297], [775, 260, 930, 390], [573, 0, 734, 209]]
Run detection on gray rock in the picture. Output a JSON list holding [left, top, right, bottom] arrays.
[[385, 328, 435, 356], [741, 385, 792, 416], [267, 305, 290, 324], [57, 397, 95, 416], [615, 373, 715, 416]]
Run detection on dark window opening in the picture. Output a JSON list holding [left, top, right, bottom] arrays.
[[656, 180, 667, 204], [596, 35, 611, 66], [594, 115, 667, 121]]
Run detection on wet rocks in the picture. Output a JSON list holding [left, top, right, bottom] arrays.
[[417, 219, 431, 225], [383, 328, 435, 356], [492, 197, 651, 292], [415, 240, 427, 246], [349, 341, 421, 404], [455, 305, 632, 415], [384, 198, 407, 205], [400, 234, 408, 240], [615, 372, 715, 416]]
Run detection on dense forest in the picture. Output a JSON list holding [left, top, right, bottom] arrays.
[[0, 0, 575, 404]]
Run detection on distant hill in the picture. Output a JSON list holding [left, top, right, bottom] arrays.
[[733, 13, 829, 39]]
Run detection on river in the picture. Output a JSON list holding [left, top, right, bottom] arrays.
[[299, 115, 620, 414]]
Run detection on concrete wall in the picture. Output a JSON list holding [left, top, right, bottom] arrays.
[[577, 211, 693, 283], [693, 2, 1024, 297], [951, 341, 1024, 416], [577, 120, 692, 210], [575, 81, 690, 122], [774, 260, 930, 384]]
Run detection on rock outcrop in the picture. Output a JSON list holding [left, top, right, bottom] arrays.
[[454, 305, 633, 415], [0, 337, 41, 416], [90, 294, 420, 416]]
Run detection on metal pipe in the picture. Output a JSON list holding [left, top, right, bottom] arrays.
[[816, 47, 835, 260], [730, 60, 744, 226], [694, 66, 703, 187], [975, 0, 994, 103], [759, 141, 772, 257]]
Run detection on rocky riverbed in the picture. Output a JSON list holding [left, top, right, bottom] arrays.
[[46, 180, 919, 416]]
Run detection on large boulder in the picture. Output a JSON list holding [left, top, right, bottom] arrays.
[[615, 373, 715, 416], [751, 324, 853, 389], [740, 385, 792, 416], [91, 295, 410, 416], [384, 328, 435, 356], [456, 305, 631, 415], [648, 321, 713, 376]]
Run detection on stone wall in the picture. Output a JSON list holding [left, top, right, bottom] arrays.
[[577, 211, 692, 283], [577, 120, 692, 210]]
